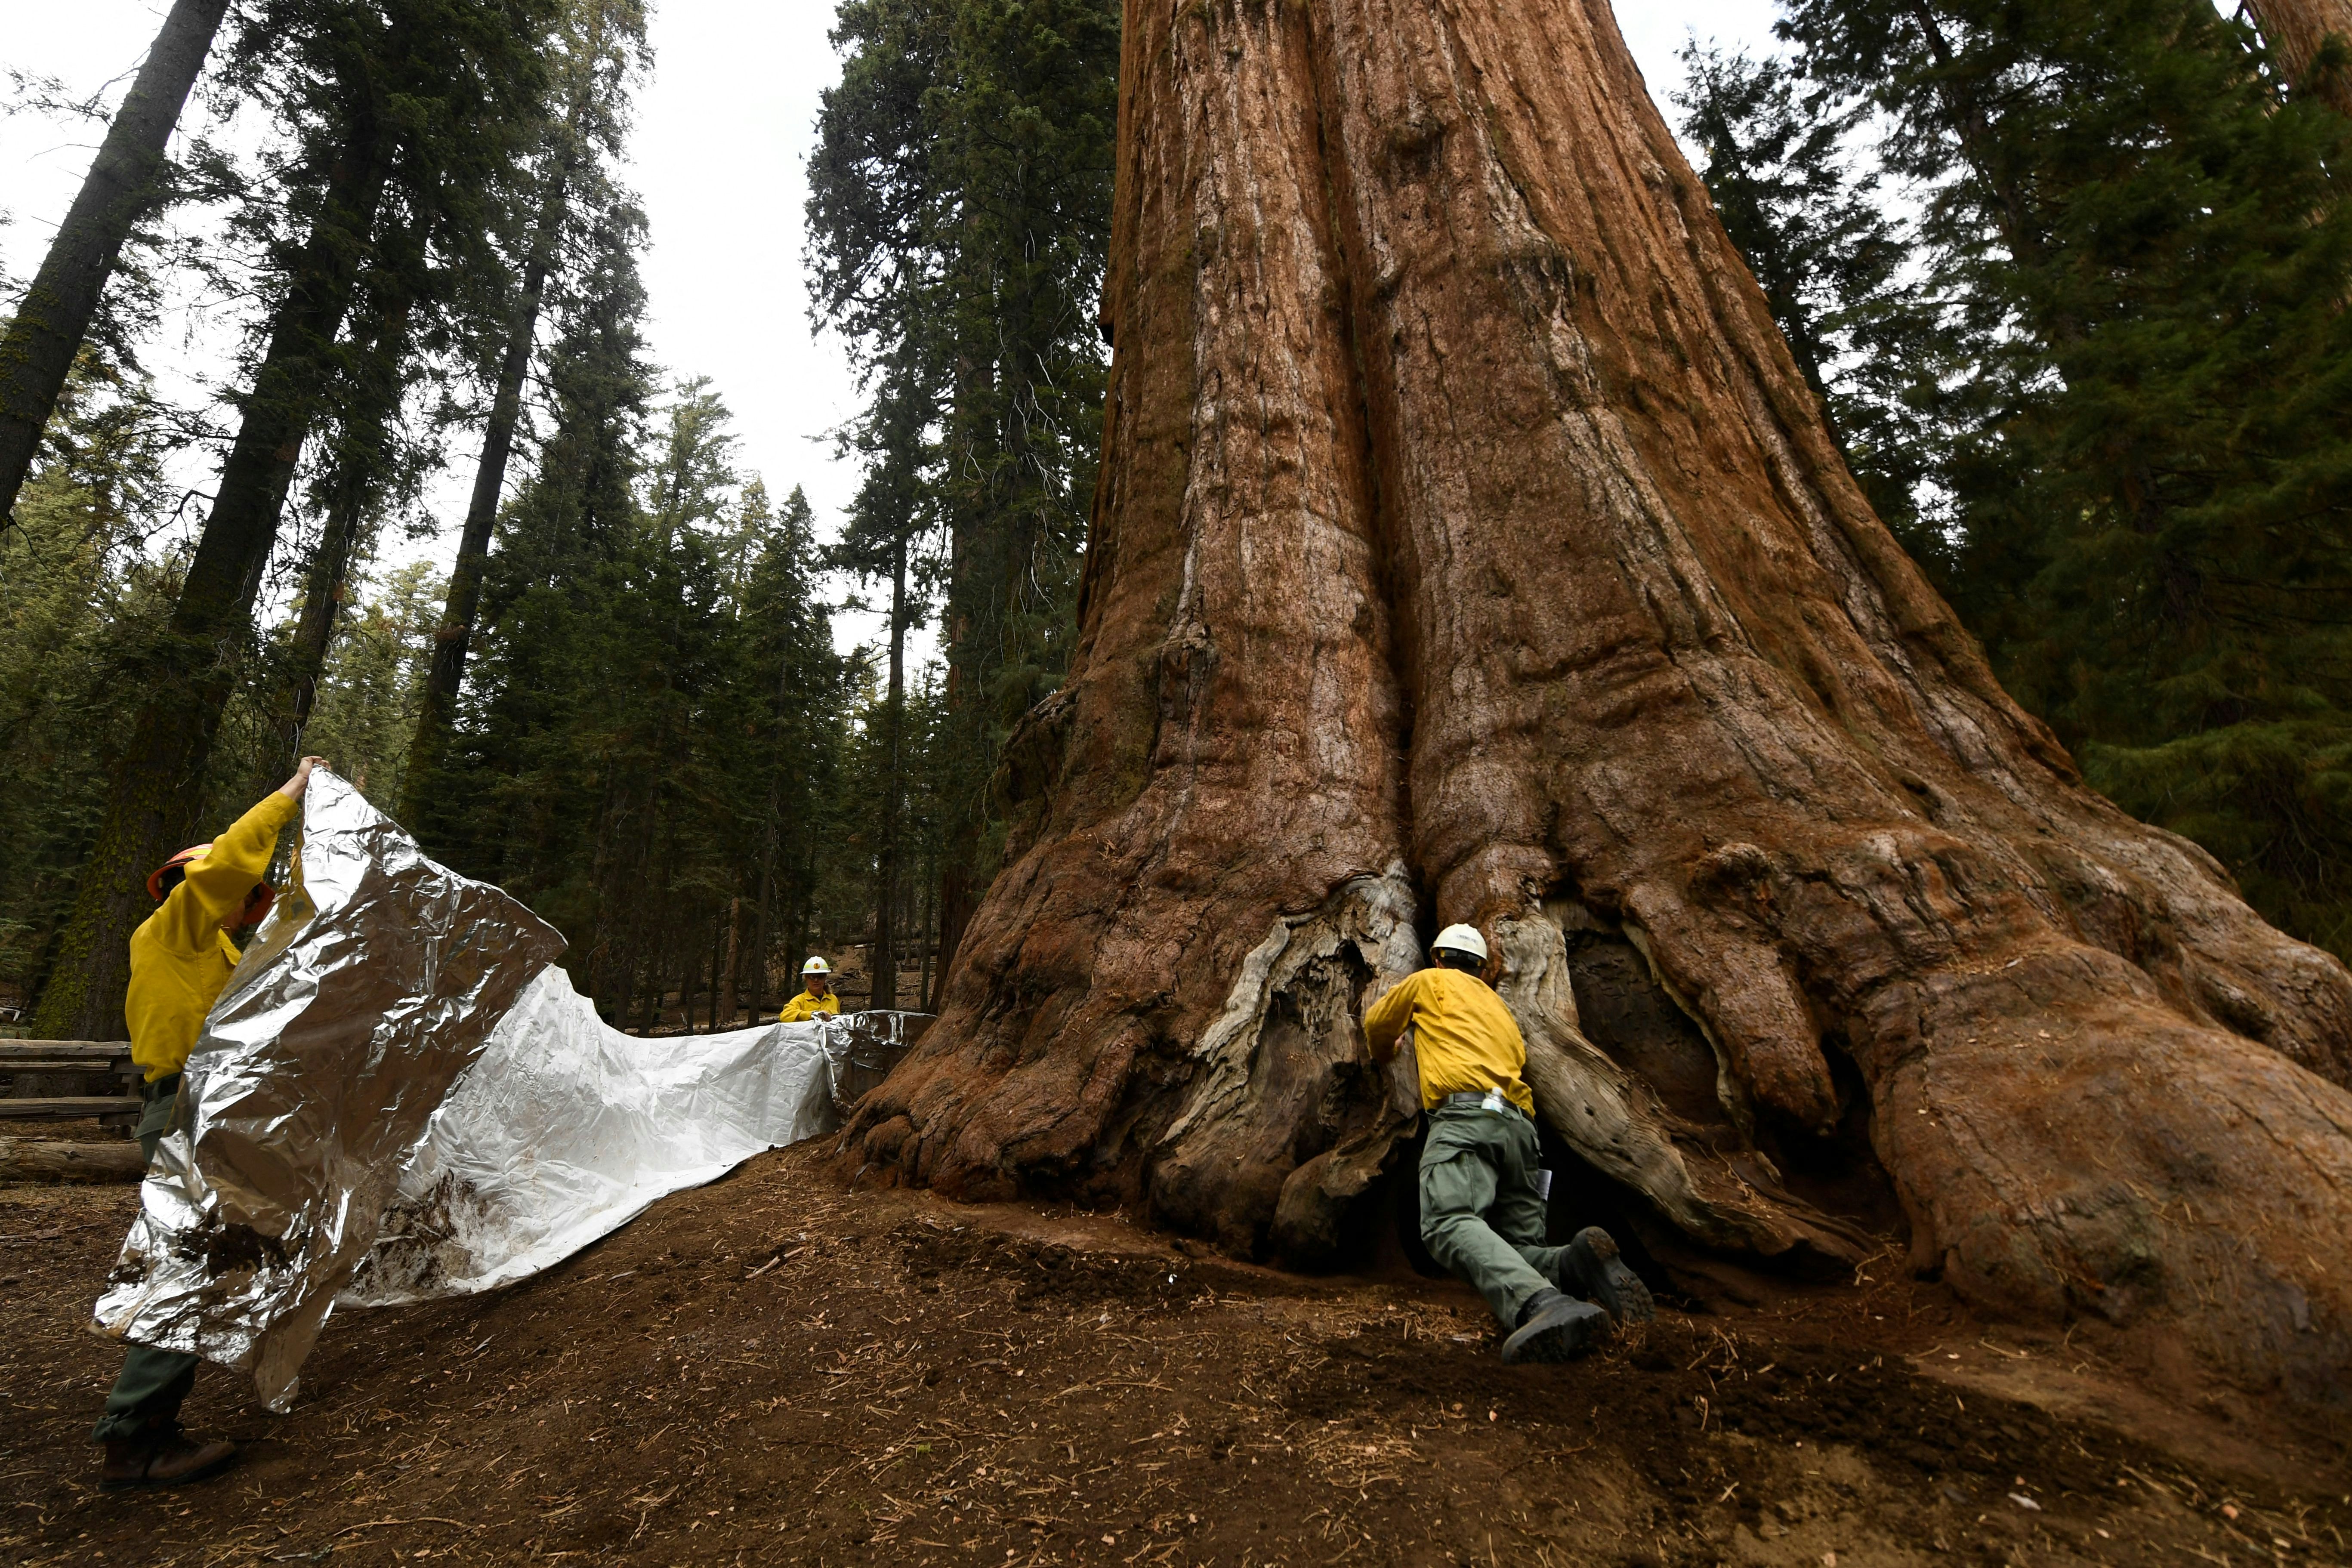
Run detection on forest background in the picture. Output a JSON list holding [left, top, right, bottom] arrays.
[[0, 0, 2345, 1040]]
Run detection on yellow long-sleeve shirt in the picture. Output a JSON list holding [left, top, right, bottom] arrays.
[[1362, 966, 1536, 1114], [776, 988, 840, 1023], [126, 790, 297, 1083]]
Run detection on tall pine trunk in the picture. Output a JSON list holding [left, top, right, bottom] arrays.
[[284, 289, 417, 763], [34, 112, 391, 1041], [917, 868, 936, 1007], [0, 0, 230, 523], [872, 536, 909, 1012], [752, 710, 787, 1020], [847, 0, 2352, 1397], [928, 353, 991, 1008], [284, 448, 368, 756], [717, 897, 742, 1030], [2247, 0, 2352, 114], [401, 161, 573, 824]]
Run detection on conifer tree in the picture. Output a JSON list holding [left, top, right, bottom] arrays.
[[414, 199, 853, 1025], [1779, 0, 2352, 957], [808, 0, 1120, 997], [35, 0, 565, 1038], [1672, 43, 1951, 552], [404, 0, 649, 824], [297, 559, 445, 807], [414, 198, 658, 995], [829, 353, 930, 1011], [740, 485, 855, 1007], [275, 214, 431, 775], [0, 0, 233, 526], [0, 356, 176, 1008]]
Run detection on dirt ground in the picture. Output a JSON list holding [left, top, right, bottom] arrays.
[[3, 1139, 2347, 1567]]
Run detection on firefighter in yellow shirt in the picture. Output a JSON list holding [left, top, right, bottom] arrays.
[[1364, 924, 1654, 1364], [94, 756, 324, 1490], [777, 955, 841, 1022]]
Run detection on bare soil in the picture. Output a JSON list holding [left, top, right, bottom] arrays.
[[2, 1144, 2345, 1567]]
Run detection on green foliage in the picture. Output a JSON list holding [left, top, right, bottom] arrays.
[[1672, 42, 1955, 553], [413, 206, 864, 1025], [0, 358, 179, 1006], [809, 0, 1120, 939], [298, 559, 446, 811], [1695, 0, 2352, 959]]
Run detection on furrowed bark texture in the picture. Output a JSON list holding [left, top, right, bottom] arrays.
[[2248, 0, 2352, 116], [852, 1, 1420, 1266], [851, 0, 2352, 1393]]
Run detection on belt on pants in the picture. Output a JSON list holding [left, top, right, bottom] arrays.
[[1437, 1090, 1527, 1119]]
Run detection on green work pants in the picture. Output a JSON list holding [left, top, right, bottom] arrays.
[[1418, 1099, 1572, 1329], [93, 1076, 201, 1444]]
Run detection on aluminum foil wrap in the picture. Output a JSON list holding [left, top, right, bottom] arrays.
[[94, 770, 929, 1413], [338, 995, 923, 1306]]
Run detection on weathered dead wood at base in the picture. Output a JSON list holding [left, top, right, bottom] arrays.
[[0, 1138, 144, 1183], [848, 0, 2352, 1397]]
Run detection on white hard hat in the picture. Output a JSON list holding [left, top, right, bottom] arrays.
[[802, 956, 831, 975], [1432, 924, 1488, 963]]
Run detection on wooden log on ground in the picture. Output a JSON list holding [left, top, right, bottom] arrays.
[[0, 1097, 143, 1120], [0, 1137, 145, 1182]]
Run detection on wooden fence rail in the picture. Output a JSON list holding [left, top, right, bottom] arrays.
[[0, 1041, 139, 1066], [0, 1041, 141, 1141]]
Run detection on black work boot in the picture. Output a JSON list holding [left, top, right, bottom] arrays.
[[100, 1420, 237, 1490], [1500, 1288, 1611, 1364], [1567, 1225, 1656, 1324]]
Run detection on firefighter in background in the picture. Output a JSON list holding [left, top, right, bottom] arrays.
[[777, 955, 840, 1022], [94, 755, 326, 1489]]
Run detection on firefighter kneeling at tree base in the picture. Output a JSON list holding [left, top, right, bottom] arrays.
[[1364, 924, 1657, 1363], [776, 955, 840, 1022], [93, 755, 326, 1489]]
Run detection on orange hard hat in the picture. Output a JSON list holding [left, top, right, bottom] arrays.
[[148, 844, 213, 903]]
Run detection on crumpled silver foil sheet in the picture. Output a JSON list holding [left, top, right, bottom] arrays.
[[338, 984, 898, 1307], [93, 770, 929, 1412]]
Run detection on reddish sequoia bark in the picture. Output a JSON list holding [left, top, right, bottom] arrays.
[[849, 0, 2352, 1392], [2247, 0, 2352, 116], [858, 4, 1421, 1264]]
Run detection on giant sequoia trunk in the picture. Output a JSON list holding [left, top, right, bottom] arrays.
[[2247, 0, 2352, 116], [846, 0, 2352, 1395]]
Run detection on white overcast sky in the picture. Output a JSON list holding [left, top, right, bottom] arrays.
[[2, 0, 1779, 656]]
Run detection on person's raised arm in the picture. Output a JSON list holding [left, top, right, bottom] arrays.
[[276, 755, 324, 802], [1362, 971, 1420, 1062], [164, 758, 324, 941]]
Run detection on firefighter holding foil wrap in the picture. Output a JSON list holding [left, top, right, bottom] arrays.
[[91, 756, 324, 1489]]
